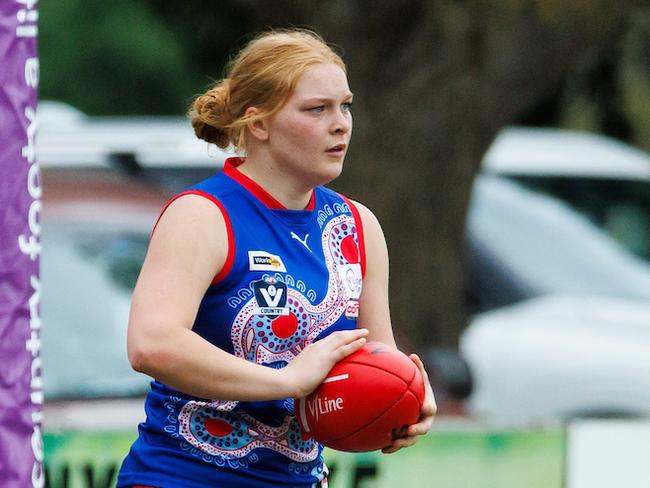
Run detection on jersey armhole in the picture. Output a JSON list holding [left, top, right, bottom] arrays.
[[151, 190, 235, 285], [338, 194, 366, 278]]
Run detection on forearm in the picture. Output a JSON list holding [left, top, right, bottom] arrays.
[[129, 326, 296, 401]]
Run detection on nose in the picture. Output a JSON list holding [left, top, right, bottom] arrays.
[[331, 108, 352, 134]]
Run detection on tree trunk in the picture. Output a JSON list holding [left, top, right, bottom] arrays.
[[235, 0, 635, 349]]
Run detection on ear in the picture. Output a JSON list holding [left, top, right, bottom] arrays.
[[245, 107, 269, 142]]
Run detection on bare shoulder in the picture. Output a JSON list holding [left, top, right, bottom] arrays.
[[154, 193, 227, 236], [348, 198, 384, 237], [144, 193, 230, 286]]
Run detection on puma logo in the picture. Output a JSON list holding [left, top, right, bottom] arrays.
[[291, 232, 311, 252]]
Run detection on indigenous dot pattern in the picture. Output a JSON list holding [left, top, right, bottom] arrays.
[[178, 214, 361, 463], [231, 215, 360, 365], [179, 400, 318, 462]]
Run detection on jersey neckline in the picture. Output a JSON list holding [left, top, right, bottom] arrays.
[[222, 157, 316, 211]]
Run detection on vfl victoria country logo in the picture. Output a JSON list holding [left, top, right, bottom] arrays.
[[253, 277, 288, 318]]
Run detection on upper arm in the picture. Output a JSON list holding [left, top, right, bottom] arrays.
[[350, 199, 396, 347], [128, 194, 229, 353]]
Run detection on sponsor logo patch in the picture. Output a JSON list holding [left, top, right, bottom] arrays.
[[248, 250, 287, 272], [307, 395, 344, 423], [345, 299, 360, 319], [337, 263, 362, 300]]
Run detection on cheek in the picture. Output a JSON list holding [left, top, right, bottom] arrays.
[[283, 117, 320, 145]]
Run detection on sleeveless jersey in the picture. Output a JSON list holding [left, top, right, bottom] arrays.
[[117, 158, 366, 488]]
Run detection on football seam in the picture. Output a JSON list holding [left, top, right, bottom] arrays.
[[327, 385, 412, 444], [324, 362, 423, 444], [315, 359, 422, 445], [336, 359, 416, 387], [331, 389, 419, 442]]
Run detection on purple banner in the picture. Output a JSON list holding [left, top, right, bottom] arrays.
[[0, 0, 42, 487]]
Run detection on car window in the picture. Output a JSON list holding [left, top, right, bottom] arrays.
[[509, 176, 650, 262], [467, 175, 650, 301], [41, 222, 152, 399]]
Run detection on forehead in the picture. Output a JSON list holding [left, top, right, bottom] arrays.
[[292, 63, 351, 99]]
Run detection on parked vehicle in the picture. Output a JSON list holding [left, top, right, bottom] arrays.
[[465, 174, 650, 314], [483, 126, 650, 263], [39, 101, 230, 429], [461, 128, 650, 425], [41, 167, 168, 429]]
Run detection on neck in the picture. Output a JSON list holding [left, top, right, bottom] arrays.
[[236, 155, 313, 210]]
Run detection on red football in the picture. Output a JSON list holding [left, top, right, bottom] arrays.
[[295, 341, 425, 452]]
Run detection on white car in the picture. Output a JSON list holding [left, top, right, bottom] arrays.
[[461, 128, 650, 425], [39, 101, 231, 430], [483, 126, 650, 265]]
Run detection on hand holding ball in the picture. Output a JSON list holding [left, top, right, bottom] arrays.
[[295, 341, 425, 452]]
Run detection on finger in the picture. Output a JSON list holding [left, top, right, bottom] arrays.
[[392, 425, 408, 439], [407, 418, 433, 437], [325, 329, 368, 355], [410, 353, 423, 367], [390, 427, 404, 441], [410, 353, 437, 415], [423, 383, 437, 414], [409, 354, 430, 381], [382, 435, 418, 453], [423, 399, 437, 417], [327, 328, 369, 347], [332, 337, 366, 362], [346, 327, 369, 341], [381, 445, 400, 454], [381, 440, 404, 454], [384, 435, 417, 451]]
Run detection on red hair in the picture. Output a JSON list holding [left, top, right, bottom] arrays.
[[189, 29, 346, 151]]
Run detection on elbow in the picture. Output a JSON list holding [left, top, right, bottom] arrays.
[[127, 337, 170, 376], [127, 343, 151, 374]]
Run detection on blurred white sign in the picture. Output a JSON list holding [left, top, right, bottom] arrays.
[[567, 419, 650, 488]]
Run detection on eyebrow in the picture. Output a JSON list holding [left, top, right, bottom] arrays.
[[302, 93, 354, 103]]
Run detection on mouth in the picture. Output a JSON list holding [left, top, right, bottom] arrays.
[[326, 144, 347, 156]]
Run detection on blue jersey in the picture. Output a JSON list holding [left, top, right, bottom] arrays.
[[118, 158, 366, 488]]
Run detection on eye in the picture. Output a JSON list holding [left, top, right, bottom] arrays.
[[308, 105, 325, 113], [341, 102, 353, 113]]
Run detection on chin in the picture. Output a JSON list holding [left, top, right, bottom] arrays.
[[317, 161, 344, 186]]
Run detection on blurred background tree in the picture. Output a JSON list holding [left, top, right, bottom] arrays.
[[39, 0, 650, 350], [39, 0, 248, 114]]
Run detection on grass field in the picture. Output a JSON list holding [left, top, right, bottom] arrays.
[[43, 422, 564, 488]]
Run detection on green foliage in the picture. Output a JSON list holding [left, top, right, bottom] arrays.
[[38, 0, 246, 115], [551, 8, 650, 149], [621, 11, 650, 152]]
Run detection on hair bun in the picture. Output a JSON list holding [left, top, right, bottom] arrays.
[[190, 80, 232, 149]]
